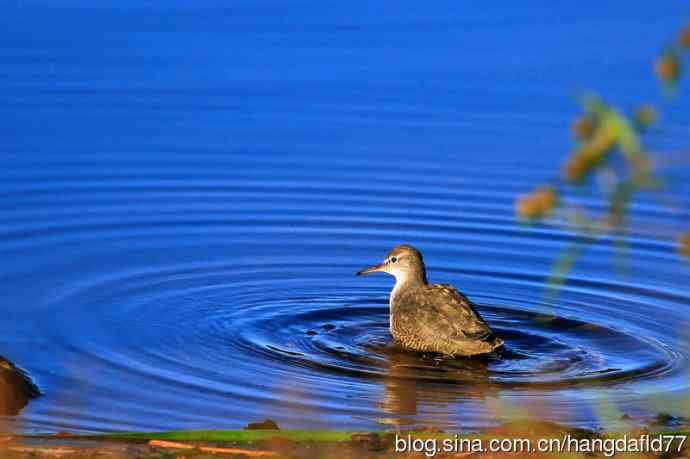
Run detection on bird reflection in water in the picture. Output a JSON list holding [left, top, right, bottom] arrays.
[[369, 343, 499, 429]]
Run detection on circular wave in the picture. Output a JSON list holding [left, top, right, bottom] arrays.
[[21, 257, 684, 431], [3, 156, 688, 433]]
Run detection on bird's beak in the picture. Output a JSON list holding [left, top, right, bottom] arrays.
[[356, 262, 386, 276]]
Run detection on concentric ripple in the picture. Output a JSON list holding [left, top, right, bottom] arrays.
[[3, 155, 689, 432], [244, 300, 679, 388], [18, 255, 684, 432], [3, 1, 690, 433]]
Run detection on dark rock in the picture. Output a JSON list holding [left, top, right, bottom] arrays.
[[244, 418, 280, 430], [650, 412, 690, 427], [0, 354, 41, 415], [654, 412, 676, 425]]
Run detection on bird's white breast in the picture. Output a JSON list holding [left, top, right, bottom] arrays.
[[388, 281, 404, 332]]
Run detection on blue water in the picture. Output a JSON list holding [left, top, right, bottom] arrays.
[[1, 2, 689, 433]]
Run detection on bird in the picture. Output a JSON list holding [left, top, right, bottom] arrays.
[[356, 244, 503, 357]]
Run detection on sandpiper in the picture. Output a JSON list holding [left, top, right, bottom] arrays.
[[356, 244, 503, 357]]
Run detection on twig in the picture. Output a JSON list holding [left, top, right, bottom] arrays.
[[7, 446, 78, 457], [149, 439, 277, 456]]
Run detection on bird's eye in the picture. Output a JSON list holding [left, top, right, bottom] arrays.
[[390, 257, 397, 263]]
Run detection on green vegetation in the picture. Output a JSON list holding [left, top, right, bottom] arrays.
[[67, 429, 364, 442], [515, 22, 690, 288], [22, 425, 689, 443]]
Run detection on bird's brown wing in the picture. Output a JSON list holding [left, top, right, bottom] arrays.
[[393, 284, 497, 346]]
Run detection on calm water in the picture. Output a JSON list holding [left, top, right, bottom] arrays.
[[2, 2, 690, 433]]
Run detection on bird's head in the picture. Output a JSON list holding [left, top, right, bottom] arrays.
[[356, 244, 427, 284]]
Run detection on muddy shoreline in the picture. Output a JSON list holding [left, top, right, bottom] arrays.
[[3, 421, 688, 459]]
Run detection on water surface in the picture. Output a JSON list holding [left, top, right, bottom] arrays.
[[1, 1, 690, 432]]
